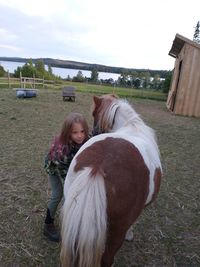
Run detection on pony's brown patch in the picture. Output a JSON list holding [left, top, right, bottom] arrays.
[[75, 136, 150, 223]]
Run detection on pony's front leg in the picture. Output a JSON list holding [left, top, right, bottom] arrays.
[[125, 226, 134, 241]]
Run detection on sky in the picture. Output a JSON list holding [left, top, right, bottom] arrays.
[[0, 0, 199, 71]]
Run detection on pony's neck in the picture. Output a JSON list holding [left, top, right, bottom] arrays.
[[111, 101, 156, 142], [112, 111, 129, 131], [111, 100, 141, 132]]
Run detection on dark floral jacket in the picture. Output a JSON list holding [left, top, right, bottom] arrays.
[[44, 142, 82, 180]]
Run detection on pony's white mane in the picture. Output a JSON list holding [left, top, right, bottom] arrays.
[[110, 99, 155, 137]]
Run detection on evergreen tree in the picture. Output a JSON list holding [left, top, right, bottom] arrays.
[[90, 67, 99, 82], [193, 21, 200, 44]]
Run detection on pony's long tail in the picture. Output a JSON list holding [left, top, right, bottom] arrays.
[[60, 167, 107, 267]]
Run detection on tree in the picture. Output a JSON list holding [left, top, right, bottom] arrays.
[[0, 65, 6, 77], [48, 65, 53, 76], [35, 59, 46, 78], [162, 72, 172, 93], [90, 67, 99, 83], [142, 72, 151, 89], [152, 74, 160, 90], [118, 71, 129, 86], [13, 61, 35, 78], [134, 78, 142, 89], [193, 21, 200, 44], [13, 66, 22, 78], [129, 71, 138, 88], [12, 60, 60, 80], [72, 71, 85, 82]]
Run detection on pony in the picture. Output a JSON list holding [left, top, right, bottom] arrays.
[[60, 94, 162, 267]]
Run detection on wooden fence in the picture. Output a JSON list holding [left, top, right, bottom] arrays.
[[0, 72, 57, 89]]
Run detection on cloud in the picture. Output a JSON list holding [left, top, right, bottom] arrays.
[[0, 44, 21, 52], [0, 0, 67, 17], [0, 0, 199, 69]]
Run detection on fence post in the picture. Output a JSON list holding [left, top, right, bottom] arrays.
[[20, 71, 22, 88], [7, 71, 10, 89], [43, 77, 44, 88], [33, 74, 35, 89]]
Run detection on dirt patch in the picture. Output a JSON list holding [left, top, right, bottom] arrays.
[[0, 88, 200, 267]]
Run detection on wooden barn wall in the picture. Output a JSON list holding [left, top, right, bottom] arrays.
[[173, 44, 200, 117], [166, 46, 186, 111], [166, 57, 181, 111]]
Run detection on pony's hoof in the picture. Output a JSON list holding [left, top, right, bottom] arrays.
[[125, 228, 134, 241]]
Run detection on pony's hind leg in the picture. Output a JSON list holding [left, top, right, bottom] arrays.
[[101, 225, 127, 267], [125, 225, 134, 241], [101, 251, 115, 267]]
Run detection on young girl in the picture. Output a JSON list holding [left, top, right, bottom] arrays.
[[43, 112, 89, 242]]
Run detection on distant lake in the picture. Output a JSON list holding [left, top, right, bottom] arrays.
[[0, 61, 120, 81]]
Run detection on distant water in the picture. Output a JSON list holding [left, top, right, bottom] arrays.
[[0, 61, 120, 81]]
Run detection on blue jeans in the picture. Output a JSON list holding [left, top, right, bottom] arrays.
[[47, 174, 64, 219]]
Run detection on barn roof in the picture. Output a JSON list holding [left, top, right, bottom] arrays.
[[169, 33, 200, 58]]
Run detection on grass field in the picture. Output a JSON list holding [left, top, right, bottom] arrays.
[[0, 88, 200, 267], [0, 79, 168, 101]]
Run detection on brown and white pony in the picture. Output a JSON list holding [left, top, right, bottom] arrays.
[[60, 94, 162, 267]]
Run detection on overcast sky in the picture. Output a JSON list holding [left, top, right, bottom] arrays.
[[0, 0, 199, 70]]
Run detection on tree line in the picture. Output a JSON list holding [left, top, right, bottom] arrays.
[[66, 68, 172, 94], [0, 60, 172, 93], [0, 56, 172, 79]]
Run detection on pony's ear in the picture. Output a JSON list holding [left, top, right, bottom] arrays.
[[93, 95, 102, 108], [111, 93, 118, 99]]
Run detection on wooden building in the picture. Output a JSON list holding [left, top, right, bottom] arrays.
[[167, 33, 200, 117]]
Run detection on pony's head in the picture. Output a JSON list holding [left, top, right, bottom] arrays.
[[92, 94, 119, 135]]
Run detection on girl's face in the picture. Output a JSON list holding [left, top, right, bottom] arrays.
[[70, 122, 86, 144]]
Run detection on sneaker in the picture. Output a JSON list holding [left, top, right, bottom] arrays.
[[43, 223, 60, 242]]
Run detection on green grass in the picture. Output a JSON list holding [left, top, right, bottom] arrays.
[[0, 80, 167, 101], [0, 88, 199, 267], [65, 82, 167, 101]]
